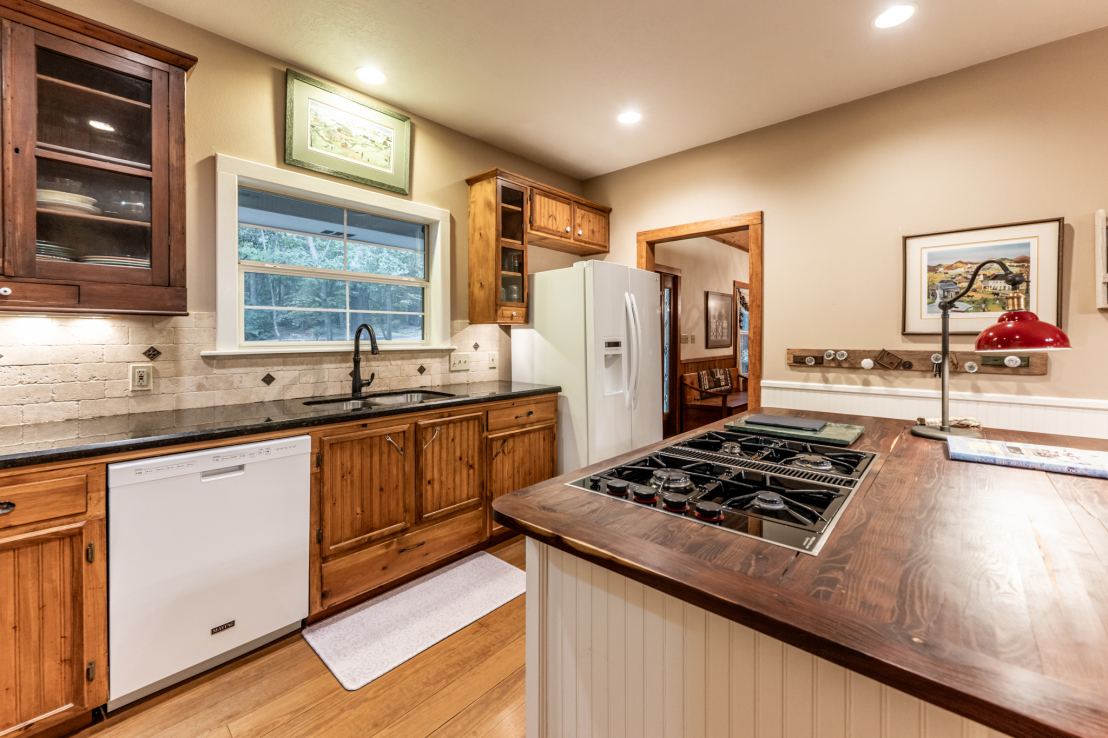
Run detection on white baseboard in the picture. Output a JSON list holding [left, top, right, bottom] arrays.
[[761, 381, 1108, 440]]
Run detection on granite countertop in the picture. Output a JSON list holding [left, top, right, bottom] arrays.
[[493, 408, 1108, 738], [0, 381, 560, 470]]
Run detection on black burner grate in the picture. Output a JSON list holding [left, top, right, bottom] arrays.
[[665, 446, 857, 489]]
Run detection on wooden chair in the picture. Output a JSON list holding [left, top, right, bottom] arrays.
[[679, 368, 748, 432]]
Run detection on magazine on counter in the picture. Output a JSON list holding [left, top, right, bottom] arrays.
[[947, 436, 1108, 479]]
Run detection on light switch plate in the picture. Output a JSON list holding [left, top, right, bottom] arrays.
[[130, 363, 153, 391], [450, 353, 470, 372], [488, 351, 498, 369]]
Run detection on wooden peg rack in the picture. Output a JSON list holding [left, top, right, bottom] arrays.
[[785, 349, 1047, 376]]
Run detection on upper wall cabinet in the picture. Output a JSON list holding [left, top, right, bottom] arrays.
[[0, 0, 196, 315], [466, 168, 610, 325]]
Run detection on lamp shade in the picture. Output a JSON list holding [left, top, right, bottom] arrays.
[[974, 310, 1071, 353]]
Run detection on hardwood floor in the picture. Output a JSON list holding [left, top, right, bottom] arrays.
[[74, 538, 528, 738]]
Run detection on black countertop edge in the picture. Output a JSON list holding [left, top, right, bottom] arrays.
[[0, 383, 561, 471]]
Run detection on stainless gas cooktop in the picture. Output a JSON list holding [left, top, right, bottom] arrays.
[[568, 429, 878, 555]]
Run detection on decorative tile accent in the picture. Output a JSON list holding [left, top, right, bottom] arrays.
[[417, 365, 426, 375], [473, 342, 480, 350], [143, 346, 162, 360], [262, 373, 276, 386]]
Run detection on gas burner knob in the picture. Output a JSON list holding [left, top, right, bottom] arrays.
[[661, 492, 690, 512], [632, 489, 657, 504], [589, 476, 603, 490], [694, 501, 725, 522], [605, 480, 630, 497]]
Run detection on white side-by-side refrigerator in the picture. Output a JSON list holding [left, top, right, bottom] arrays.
[[512, 260, 662, 475]]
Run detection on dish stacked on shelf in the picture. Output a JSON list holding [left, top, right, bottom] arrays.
[[77, 254, 151, 269], [36, 189, 101, 215], [35, 240, 78, 262]]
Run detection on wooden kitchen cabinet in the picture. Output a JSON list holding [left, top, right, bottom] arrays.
[[0, 465, 107, 738], [487, 422, 556, 536], [416, 412, 484, 523], [0, 0, 196, 315], [467, 168, 610, 325], [318, 423, 414, 558]]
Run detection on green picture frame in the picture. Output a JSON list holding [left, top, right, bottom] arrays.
[[284, 70, 411, 195]]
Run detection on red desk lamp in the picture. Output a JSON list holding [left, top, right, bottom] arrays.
[[910, 259, 1071, 440]]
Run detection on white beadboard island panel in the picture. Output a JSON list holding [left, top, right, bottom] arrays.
[[761, 381, 1108, 440], [526, 538, 1011, 738]]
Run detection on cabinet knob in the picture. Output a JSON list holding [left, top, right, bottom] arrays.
[[0, 501, 14, 515], [511, 312, 517, 317], [565, 226, 571, 233], [577, 230, 583, 236], [0, 287, 11, 296]]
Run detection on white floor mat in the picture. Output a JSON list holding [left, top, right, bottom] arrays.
[[302, 551, 526, 690]]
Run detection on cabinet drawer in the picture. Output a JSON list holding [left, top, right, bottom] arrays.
[[0, 474, 88, 530], [0, 281, 79, 307], [321, 507, 485, 607], [497, 306, 526, 324], [487, 397, 557, 431]]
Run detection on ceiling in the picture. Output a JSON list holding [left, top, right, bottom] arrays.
[[135, 0, 1108, 180]]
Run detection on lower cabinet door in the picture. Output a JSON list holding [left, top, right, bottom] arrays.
[[417, 413, 484, 523], [320, 507, 486, 609], [487, 423, 557, 535], [0, 518, 107, 737]]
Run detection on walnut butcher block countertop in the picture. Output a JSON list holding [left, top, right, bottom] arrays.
[[492, 408, 1108, 738]]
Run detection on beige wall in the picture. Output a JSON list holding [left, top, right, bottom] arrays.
[[47, 0, 583, 318], [584, 26, 1108, 401], [656, 237, 749, 360]]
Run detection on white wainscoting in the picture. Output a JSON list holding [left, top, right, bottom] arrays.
[[761, 381, 1108, 440], [526, 539, 1010, 738]]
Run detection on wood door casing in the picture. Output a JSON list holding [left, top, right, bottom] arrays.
[[487, 423, 556, 535], [573, 204, 608, 248], [417, 413, 484, 523], [530, 189, 572, 239], [0, 520, 104, 736], [320, 423, 413, 558]]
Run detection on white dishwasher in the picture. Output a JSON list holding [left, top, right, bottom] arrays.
[[107, 436, 311, 710]]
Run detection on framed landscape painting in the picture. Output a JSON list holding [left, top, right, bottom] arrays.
[[902, 218, 1062, 335], [706, 291, 734, 348], [285, 70, 411, 194]]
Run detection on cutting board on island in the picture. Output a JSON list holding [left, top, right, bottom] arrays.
[[725, 417, 865, 446]]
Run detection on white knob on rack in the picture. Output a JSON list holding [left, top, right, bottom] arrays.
[[823, 350, 836, 361], [836, 350, 849, 361], [1004, 355, 1022, 368], [964, 361, 979, 373], [861, 358, 874, 370], [0, 287, 10, 296]]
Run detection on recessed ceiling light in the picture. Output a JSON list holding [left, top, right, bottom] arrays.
[[89, 120, 114, 132], [874, 4, 916, 28], [618, 111, 642, 124], [356, 67, 388, 84]]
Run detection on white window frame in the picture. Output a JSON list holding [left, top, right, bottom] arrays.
[[206, 154, 451, 355]]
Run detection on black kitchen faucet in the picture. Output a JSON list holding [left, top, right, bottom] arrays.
[[351, 323, 379, 397]]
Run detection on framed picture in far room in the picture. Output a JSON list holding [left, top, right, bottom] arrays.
[[705, 291, 734, 349], [903, 217, 1062, 335], [285, 70, 411, 194]]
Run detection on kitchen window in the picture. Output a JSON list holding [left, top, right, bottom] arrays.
[[209, 155, 451, 355]]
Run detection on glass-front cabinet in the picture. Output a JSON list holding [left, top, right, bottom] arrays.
[[0, 10, 194, 314]]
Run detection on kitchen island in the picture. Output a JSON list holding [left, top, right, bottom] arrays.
[[492, 408, 1108, 738]]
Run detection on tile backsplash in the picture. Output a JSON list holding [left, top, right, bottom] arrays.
[[0, 312, 501, 427]]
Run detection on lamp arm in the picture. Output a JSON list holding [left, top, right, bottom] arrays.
[[940, 259, 1024, 310]]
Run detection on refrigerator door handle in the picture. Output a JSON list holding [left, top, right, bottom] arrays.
[[629, 293, 643, 410], [624, 292, 637, 411]]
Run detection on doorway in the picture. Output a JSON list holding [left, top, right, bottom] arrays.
[[636, 212, 763, 413], [655, 264, 681, 438]]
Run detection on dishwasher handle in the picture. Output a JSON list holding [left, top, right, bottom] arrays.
[[201, 465, 246, 482]]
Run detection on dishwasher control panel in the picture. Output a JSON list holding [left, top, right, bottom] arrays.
[[108, 436, 311, 487]]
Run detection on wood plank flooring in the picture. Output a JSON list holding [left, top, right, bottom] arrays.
[[75, 538, 527, 738]]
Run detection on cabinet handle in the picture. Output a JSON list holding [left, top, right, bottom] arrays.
[[0, 287, 10, 296], [492, 439, 508, 461], [515, 410, 535, 420], [385, 434, 404, 455], [400, 541, 426, 553], [565, 226, 570, 233], [423, 426, 441, 450], [0, 501, 14, 515]]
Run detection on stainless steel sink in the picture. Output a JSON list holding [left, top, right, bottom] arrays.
[[304, 390, 454, 410]]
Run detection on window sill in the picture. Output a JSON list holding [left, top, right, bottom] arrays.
[[200, 345, 458, 357]]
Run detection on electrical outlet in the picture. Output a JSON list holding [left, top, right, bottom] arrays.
[[130, 363, 153, 391], [450, 353, 470, 372], [488, 351, 498, 369]]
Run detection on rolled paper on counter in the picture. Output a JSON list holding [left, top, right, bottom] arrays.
[[917, 417, 982, 428]]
